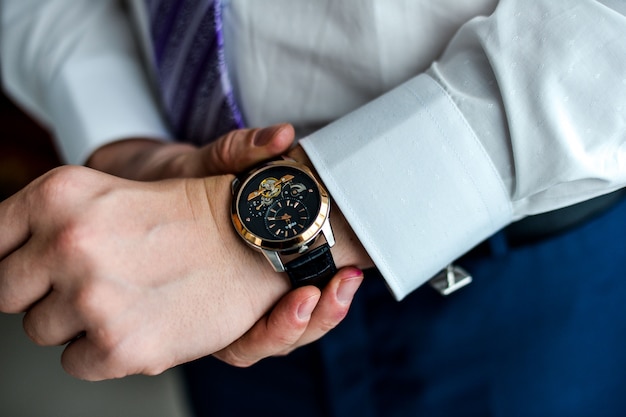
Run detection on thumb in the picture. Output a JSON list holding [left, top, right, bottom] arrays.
[[194, 123, 295, 176]]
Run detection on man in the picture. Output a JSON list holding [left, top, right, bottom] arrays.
[[2, 1, 626, 415]]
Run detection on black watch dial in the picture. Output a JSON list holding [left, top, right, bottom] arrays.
[[237, 165, 321, 241]]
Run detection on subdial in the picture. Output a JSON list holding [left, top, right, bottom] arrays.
[[245, 198, 269, 221], [264, 198, 310, 239]]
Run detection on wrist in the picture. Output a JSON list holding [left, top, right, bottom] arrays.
[[86, 138, 197, 180], [199, 174, 291, 309]]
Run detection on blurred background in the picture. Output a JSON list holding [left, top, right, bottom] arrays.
[[0, 93, 59, 201], [0, 92, 192, 417]]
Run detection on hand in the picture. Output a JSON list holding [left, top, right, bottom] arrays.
[[87, 123, 369, 369], [213, 267, 364, 367], [0, 150, 371, 380], [0, 168, 289, 380], [86, 123, 295, 180]]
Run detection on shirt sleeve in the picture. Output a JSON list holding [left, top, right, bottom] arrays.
[[301, 0, 626, 300], [0, 0, 172, 164]]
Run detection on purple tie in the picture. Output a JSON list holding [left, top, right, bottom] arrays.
[[147, 0, 244, 145]]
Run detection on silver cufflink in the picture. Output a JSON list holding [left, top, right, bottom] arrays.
[[428, 264, 472, 296]]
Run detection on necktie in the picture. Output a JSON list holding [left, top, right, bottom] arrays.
[[148, 0, 244, 145]]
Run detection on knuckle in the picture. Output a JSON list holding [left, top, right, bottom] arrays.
[[208, 128, 256, 173], [83, 333, 130, 380], [22, 314, 47, 346], [55, 221, 84, 254], [316, 310, 348, 333], [54, 221, 98, 271], [273, 331, 300, 348], [30, 166, 82, 210], [317, 319, 338, 333], [266, 314, 302, 346], [209, 133, 235, 172], [76, 326, 172, 379], [272, 347, 295, 358], [95, 338, 146, 379], [73, 282, 108, 324], [134, 343, 175, 377], [218, 348, 257, 368], [91, 326, 119, 353], [139, 350, 179, 377]]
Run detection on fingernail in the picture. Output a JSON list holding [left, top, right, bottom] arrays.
[[337, 269, 364, 305], [253, 124, 285, 147], [297, 295, 318, 320]]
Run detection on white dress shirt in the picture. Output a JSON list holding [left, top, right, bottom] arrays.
[[2, 0, 626, 299]]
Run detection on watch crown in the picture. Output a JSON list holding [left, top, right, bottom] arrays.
[[231, 178, 241, 195]]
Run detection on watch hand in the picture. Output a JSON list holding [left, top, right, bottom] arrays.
[[267, 214, 292, 221]]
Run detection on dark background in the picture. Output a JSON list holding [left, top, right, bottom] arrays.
[[0, 92, 60, 201]]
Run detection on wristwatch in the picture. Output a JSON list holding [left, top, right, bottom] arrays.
[[231, 158, 337, 288]]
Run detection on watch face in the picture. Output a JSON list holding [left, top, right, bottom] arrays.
[[235, 163, 324, 245]]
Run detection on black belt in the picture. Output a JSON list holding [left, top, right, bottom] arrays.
[[503, 188, 626, 247], [465, 188, 626, 260], [431, 188, 626, 295]]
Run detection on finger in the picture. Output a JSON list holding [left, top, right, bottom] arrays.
[[23, 289, 85, 346], [61, 335, 114, 381], [212, 286, 321, 367], [61, 325, 140, 381], [195, 123, 295, 175], [289, 267, 363, 350], [0, 239, 52, 313]]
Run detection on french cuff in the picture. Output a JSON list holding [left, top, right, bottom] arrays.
[[301, 74, 513, 300], [48, 53, 172, 165]]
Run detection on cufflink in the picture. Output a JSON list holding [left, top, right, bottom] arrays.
[[428, 264, 472, 296]]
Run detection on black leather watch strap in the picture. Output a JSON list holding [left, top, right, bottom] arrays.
[[284, 244, 337, 288]]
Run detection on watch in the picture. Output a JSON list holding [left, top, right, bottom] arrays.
[[231, 158, 337, 288]]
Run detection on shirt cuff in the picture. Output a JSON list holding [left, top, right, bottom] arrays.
[[301, 73, 513, 300], [48, 52, 172, 165]]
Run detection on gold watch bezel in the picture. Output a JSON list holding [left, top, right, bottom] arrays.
[[231, 159, 331, 253]]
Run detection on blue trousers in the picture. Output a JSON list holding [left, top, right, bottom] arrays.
[[182, 195, 626, 417]]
